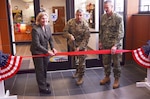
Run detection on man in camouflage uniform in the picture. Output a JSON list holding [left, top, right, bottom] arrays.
[[99, 0, 124, 89], [63, 9, 90, 85]]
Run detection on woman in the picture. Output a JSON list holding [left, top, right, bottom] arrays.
[[30, 12, 57, 94]]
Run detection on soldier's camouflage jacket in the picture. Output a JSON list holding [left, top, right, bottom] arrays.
[[63, 18, 90, 50], [99, 12, 124, 48]]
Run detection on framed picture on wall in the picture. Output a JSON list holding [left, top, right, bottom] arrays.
[[12, 9, 23, 23], [86, 3, 95, 28]]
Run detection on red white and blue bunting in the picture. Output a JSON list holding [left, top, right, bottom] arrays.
[[132, 48, 150, 68], [0, 55, 22, 81]]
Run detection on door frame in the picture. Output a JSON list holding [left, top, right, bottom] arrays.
[[52, 6, 65, 33]]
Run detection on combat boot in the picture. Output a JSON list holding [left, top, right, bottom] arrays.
[[76, 77, 83, 85], [100, 76, 110, 85], [113, 78, 119, 89]]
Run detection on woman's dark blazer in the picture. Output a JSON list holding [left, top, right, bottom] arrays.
[[30, 24, 54, 55]]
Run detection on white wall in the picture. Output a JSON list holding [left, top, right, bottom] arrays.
[[88, 33, 99, 50]]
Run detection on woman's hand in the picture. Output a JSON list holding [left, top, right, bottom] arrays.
[[52, 48, 57, 54], [48, 51, 55, 56]]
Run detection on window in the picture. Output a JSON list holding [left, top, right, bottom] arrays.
[[110, 0, 124, 17], [139, 0, 150, 13]]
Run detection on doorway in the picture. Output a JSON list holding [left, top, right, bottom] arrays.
[[52, 6, 65, 33]]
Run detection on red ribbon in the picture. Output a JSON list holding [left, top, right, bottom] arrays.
[[23, 49, 132, 58], [56, 49, 132, 56]]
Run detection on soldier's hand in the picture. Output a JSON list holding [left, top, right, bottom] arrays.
[[111, 46, 117, 54], [99, 42, 103, 49], [75, 47, 80, 51], [70, 35, 75, 41]]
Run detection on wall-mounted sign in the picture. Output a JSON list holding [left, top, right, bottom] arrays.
[[50, 13, 58, 21], [84, 12, 90, 20]]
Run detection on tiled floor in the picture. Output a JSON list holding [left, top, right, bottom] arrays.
[[4, 63, 150, 99]]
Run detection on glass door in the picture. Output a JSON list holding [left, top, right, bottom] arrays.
[[39, 0, 71, 71], [11, 0, 34, 43], [8, 0, 36, 72]]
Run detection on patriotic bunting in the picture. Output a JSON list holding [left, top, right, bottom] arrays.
[[132, 48, 150, 68], [0, 51, 22, 81], [132, 40, 150, 68]]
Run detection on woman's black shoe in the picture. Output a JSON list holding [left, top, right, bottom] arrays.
[[39, 88, 51, 94]]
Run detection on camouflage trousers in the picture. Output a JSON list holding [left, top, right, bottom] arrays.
[[68, 40, 87, 77], [102, 54, 121, 78], [72, 55, 86, 78]]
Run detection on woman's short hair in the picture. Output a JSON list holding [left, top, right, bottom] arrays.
[[36, 12, 49, 25]]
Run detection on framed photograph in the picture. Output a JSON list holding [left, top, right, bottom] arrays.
[[12, 10, 23, 23]]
